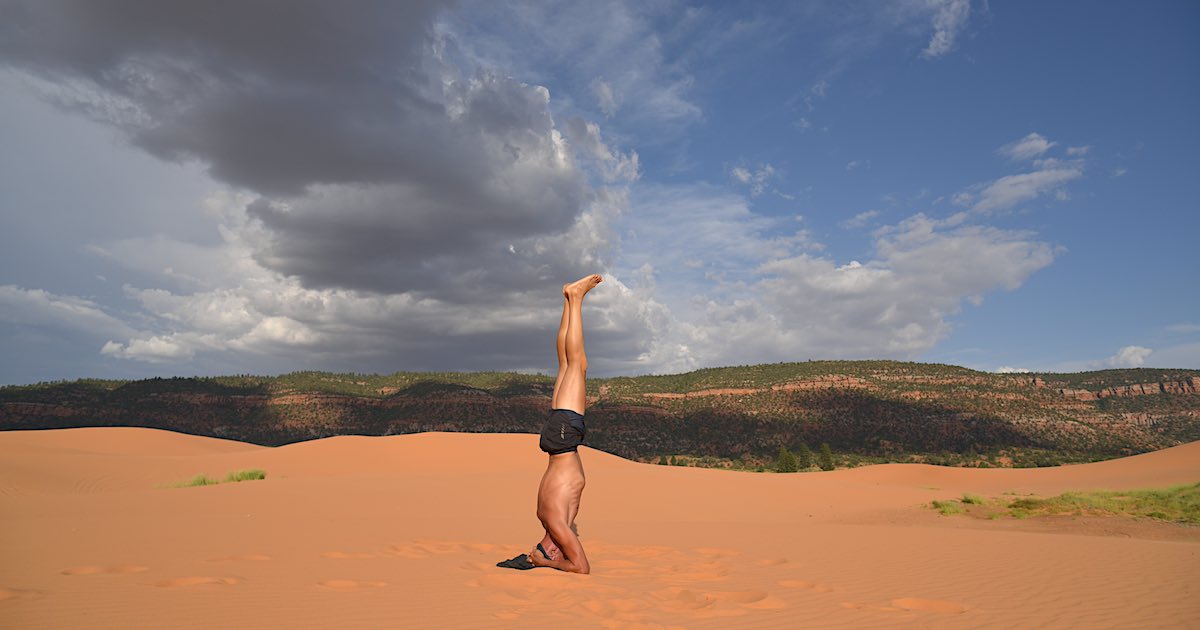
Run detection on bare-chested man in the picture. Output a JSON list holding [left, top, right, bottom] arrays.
[[496, 274, 601, 574]]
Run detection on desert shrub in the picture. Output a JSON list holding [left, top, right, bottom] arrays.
[[797, 443, 814, 469], [224, 469, 266, 483], [776, 446, 799, 473], [931, 500, 963, 516], [175, 474, 219, 487], [169, 469, 266, 488], [818, 443, 835, 471]]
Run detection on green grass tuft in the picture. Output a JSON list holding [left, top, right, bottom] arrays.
[[223, 469, 267, 483], [168, 469, 266, 488], [961, 493, 985, 505], [931, 499, 964, 516], [1005, 482, 1200, 524], [172, 473, 220, 487]]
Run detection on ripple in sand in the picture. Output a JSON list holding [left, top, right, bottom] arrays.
[[756, 557, 789, 566], [321, 551, 376, 559], [713, 590, 768, 604], [61, 565, 149, 576], [0, 587, 43, 602], [891, 597, 967, 614], [692, 547, 740, 559], [155, 576, 241, 588], [207, 554, 271, 562], [317, 579, 387, 591], [778, 579, 833, 592]]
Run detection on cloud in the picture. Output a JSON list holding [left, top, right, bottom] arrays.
[[921, 0, 971, 59], [444, 1, 702, 127], [729, 164, 777, 197], [999, 132, 1056, 161], [0, 1, 1066, 382], [0, 1, 649, 305], [1112, 167, 1127, 177], [0, 1, 450, 195], [1091, 345, 1153, 369], [0, 285, 136, 340], [69, 190, 662, 374], [561, 117, 640, 183], [995, 366, 1031, 373], [841, 210, 881, 229], [616, 183, 1057, 370], [101, 336, 195, 362], [707, 216, 1054, 363], [1147, 342, 1200, 368], [1166, 322, 1200, 334], [591, 78, 617, 117], [1066, 145, 1091, 156], [967, 166, 1083, 214]]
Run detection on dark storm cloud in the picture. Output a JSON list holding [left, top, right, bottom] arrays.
[[0, 0, 597, 299], [0, 0, 441, 194]]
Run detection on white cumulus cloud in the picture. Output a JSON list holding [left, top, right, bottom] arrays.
[[970, 167, 1083, 214], [1094, 345, 1153, 369], [921, 0, 971, 59], [999, 132, 1057, 161]]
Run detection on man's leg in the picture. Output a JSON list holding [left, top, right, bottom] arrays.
[[550, 292, 569, 410], [555, 274, 601, 415]]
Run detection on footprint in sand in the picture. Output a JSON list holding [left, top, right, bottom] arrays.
[[411, 540, 465, 555], [384, 542, 460, 559], [778, 579, 833, 593], [207, 554, 271, 563], [154, 576, 241, 588], [321, 551, 376, 559], [385, 546, 428, 559], [651, 587, 718, 611], [317, 579, 387, 591], [386, 540, 503, 561], [0, 587, 43, 602], [61, 565, 149, 576], [692, 547, 740, 559], [890, 597, 968, 614], [711, 590, 790, 610], [840, 598, 966, 614]]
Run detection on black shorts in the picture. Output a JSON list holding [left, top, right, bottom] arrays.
[[539, 408, 586, 455]]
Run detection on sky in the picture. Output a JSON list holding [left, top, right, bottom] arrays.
[[0, 0, 1197, 385]]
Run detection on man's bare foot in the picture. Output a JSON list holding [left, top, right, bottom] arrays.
[[528, 548, 554, 568], [565, 274, 602, 299], [538, 541, 561, 561]]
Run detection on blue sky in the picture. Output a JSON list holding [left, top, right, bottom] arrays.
[[0, 0, 1197, 385]]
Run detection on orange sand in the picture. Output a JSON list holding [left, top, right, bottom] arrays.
[[2, 427, 1198, 628]]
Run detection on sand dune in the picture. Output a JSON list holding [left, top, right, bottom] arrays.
[[1, 428, 1197, 628]]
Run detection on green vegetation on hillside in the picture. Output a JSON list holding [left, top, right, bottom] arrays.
[[3, 361, 1196, 470], [928, 482, 1200, 524]]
